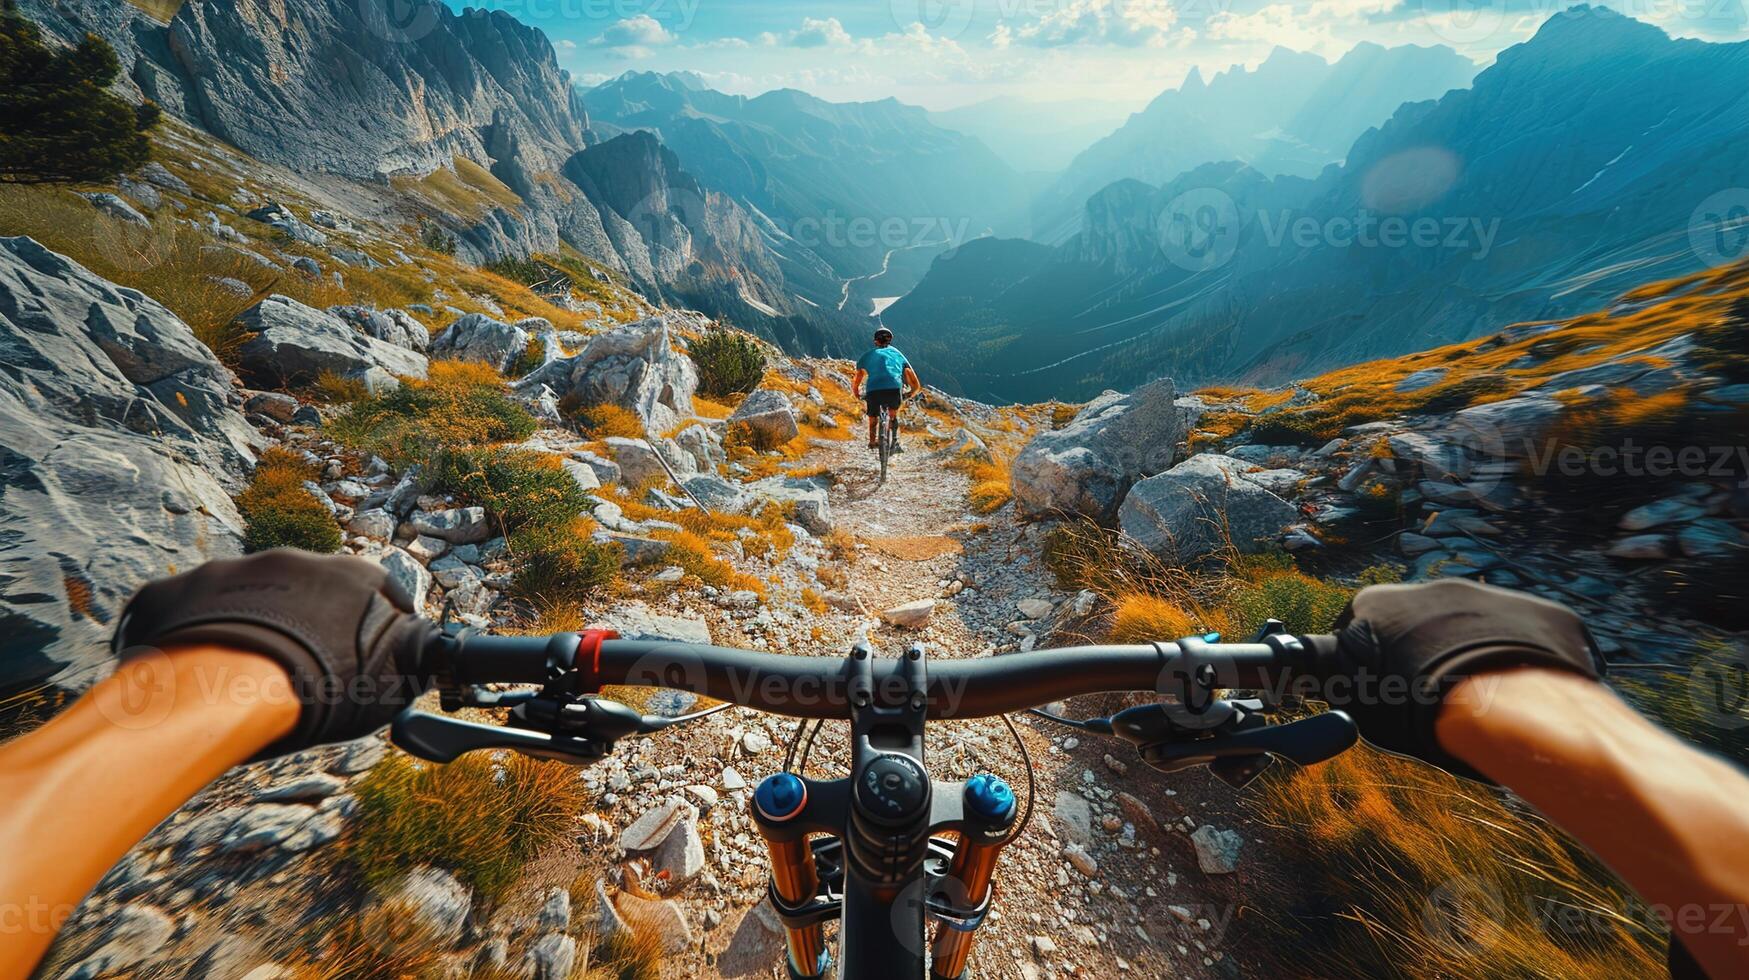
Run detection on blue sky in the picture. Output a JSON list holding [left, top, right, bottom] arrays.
[[442, 0, 1748, 110]]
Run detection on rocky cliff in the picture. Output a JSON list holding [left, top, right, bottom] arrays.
[[18, 0, 857, 353]]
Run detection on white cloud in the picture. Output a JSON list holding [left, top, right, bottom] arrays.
[[1206, 0, 1407, 56], [1014, 0, 1182, 47], [790, 17, 855, 49], [590, 15, 676, 49], [556, 38, 578, 51], [882, 23, 967, 57]]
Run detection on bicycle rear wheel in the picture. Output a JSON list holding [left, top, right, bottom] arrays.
[[877, 409, 892, 484]]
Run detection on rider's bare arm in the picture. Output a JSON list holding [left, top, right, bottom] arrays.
[[0, 646, 297, 978], [1439, 667, 1749, 977], [902, 365, 921, 397], [852, 367, 867, 398]]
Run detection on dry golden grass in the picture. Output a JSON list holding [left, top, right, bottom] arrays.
[[692, 396, 734, 420], [569, 401, 647, 440], [1195, 258, 1749, 444], [865, 535, 962, 562], [123, 0, 184, 20], [396, 156, 524, 220], [235, 447, 341, 554], [1107, 593, 1233, 643], [1253, 746, 1662, 978], [347, 751, 589, 900]]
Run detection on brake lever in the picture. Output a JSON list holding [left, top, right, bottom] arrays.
[[391, 695, 666, 766], [1135, 711, 1359, 788], [392, 708, 613, 765]]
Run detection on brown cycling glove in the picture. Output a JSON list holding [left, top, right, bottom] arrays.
[[1329, 578, 1604, 782], [112, 550, 442, 759]]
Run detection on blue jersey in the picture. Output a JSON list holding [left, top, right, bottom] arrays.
[[856, 345, 910, 392]]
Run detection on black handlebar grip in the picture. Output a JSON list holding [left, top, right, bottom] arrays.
[[1292, 634, 1345, 680]]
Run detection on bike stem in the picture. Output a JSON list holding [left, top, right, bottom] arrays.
[[751, 641, 1018, 979]]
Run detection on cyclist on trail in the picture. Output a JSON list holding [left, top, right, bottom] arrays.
[[1, 553, 1745, 977], [852, 327, 922, 452]]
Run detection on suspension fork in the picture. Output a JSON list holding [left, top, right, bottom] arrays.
[[929, 775, 1019, 979]]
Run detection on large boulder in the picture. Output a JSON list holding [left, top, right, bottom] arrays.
[[1118, 454, 1298, 561], [1012, 378, 1182, 522], [520, 316, 696, 434], [244, 202, 327, 246], [727, 389, 799, 448], [429, 313, 532, 374], [235, 295, 428, 390], [747, 477, 834, 535], [606, 436, 696, 488], [0, 237, 255, 696], [328, 305, 429, 353]]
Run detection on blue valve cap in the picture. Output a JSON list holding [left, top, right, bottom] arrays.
[[755, 772, 808, 821], [964, 774, 1015, 823]]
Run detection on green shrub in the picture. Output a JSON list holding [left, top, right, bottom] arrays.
[[431, 445, 590, 534], [1247, 410, 1335, 447], [508, 520, 620, 603], [235, 447, 341, 554], [329, 360, 535, 464], [1227, 570, 1353, 635], [347, 750, 588, 899], [0, 0, 161, 185], [690, 328, 767, 397]]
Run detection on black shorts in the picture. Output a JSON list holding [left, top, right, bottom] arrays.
[[865, 389, 903, 419]]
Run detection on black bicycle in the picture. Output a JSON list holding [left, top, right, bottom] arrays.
[[872, 393, 909, 485], [392, 621, 1358, 979]]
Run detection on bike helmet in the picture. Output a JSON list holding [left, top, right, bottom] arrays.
[[874, 327, 893, 344]]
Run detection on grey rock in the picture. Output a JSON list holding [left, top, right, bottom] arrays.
[[673, 422, 727, 470], [1394, 367, 1447, 392], [346, 508, 396, 541], [430, 313, 531, 374], [379, 548, 434, 605], [0, 238, 254, 694], [880, 599, 936, 628], [606, 436, 694, 488], [56, 904, 174, 980], [244, 203, 327, 246], [1606, 534, 1673, 560], [727, 389, 800, 447], [1119, 454, 1298, 560], [747, 476, 834, 534], [376, 867, 472, 947], [236, 295, 428, 389], [1190, 824, 1243, 874], [680, 474, 754, 513], [118, 177, 163, 210], [1052, 791, 1093, 844], [291, 256, 322, 277], [244, 391, 300, 422], [538, 887, 572, 931], [1677, 519, 1743, 558], [139, 162, 190, 194], [1012, 378, 1181, 522], [329, 246, 380, 269], [1398, 532, 1443, 556], [594, 604, 711, 644], [219, 804, 319, 852], [83, 192, 151, 227], [561, 458, 601, 493], [592, 530, 671, 566], [523, 933, 577, 980], [255, 774, 344, 803], [328, 305, 429, 353], [332, 737, 387, 775], [523, 317, 697, 434], [1619, 497, 1707, 531], [570, 450, 621, 486], [410, 507, 491, 544]]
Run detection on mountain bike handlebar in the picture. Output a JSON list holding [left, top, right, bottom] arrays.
[[429, 630, 1344, 719]]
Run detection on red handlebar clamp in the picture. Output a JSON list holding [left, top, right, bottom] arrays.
[[575, 629, 619, 693]]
